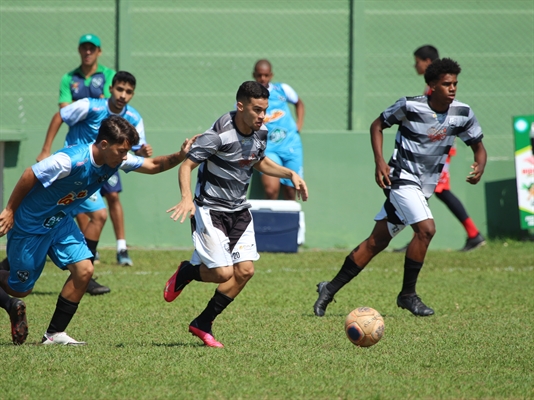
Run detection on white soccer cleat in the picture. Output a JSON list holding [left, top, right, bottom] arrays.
[[41, 332, 87, 346]]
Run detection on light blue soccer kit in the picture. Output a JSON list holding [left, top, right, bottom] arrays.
[[60, 98, 146, 213], [263, 83, 303, 187], [6, 145, 143, 292]]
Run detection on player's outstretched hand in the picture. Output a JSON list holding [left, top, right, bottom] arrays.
[[0, 208, 14, 238], [180, 134, 201, 159], [466, 162, 484, 184], [36, 150, 50, 163], [167, 198, 196, 223], [375, 159, 391, 188], [291, 174, 309, 201]]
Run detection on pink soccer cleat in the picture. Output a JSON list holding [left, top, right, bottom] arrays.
[[188, 321, 224, 348], [164, 261, 191, 302]]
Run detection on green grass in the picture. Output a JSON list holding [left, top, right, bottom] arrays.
[[1, 239, 533, 399]]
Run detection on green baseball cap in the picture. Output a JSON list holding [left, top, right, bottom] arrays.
[[79, 34, 101, 47]]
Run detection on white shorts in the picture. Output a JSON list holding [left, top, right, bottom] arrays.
[[374, 185, 433, 238], [190, 204, 260, 269]]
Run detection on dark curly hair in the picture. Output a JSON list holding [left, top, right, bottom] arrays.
[[424, 58, 461, 84], [236, 81, 269, 103]]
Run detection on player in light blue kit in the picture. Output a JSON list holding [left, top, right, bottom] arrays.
[[253, 59, 306, 200], [37, 71, 152, 294], [0, 116, 193, 345]]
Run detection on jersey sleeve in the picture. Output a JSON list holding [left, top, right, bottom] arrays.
[[31, 152, 72, 188], [58, 73, 73, 104], [380, 97, 407, 127], [187, 130, 221, 164], [119, 153, 145, 173], [59, 98, 90, 126], [458, 109, 484, 146], [131, 118, 146, 151], [280, 83, 299, 104]]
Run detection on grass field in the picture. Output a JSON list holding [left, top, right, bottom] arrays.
[[1, 239, 533, 399]]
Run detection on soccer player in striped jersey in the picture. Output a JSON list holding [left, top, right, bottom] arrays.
[[0, 116, 194, 345], [314, 58, 487, 317], [164, 81, 308, 347], [393, 45, 485, 252]]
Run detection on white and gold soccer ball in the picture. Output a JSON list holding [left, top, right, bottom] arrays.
[[344, 307, 385, 347]]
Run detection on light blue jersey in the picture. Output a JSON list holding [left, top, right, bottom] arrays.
[[263, 83, 304, 186], [60, 98, 146, 152], [263, 83, 299, 150], [12, 144, 143, 235]]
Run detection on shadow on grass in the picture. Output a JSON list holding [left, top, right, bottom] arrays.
[[112, 342, 207, 348], [28, 291, 58, 296]]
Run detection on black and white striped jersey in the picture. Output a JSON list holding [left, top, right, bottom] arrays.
[[188, 111, 268, 211], [380, 96, 483, 198]]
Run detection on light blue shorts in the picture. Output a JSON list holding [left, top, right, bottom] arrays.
[[264, 134, 303, 188], [71, 190, 106, 216], [6, 217, 93, 293]]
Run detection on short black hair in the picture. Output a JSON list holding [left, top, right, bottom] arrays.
[[236, 81, 269, 103], [112, 71, 136, 87], [95, 115, 139, 147], [414, 45, 439, 61], [424, 58, 462, 84]]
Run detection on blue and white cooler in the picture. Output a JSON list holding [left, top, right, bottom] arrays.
[[248, 200, 305, 253]]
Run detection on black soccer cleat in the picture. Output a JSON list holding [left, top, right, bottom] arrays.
[[313, 281, 335, 317], [9, 298, 28, 345], [397, 293, 434, 316], [86, 278, 111, 295], [460, 233, 486, 252]]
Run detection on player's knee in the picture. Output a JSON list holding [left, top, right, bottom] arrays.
[[105, 191, 120, 204], [416, 226, 436, 242], [75, 261, 94, 283], [213, 265, 234, 283], [90, 209, 108, 226], [235, 263, 255, 282]]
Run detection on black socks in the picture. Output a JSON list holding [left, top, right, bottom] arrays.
[[194, 289, 233, 332], [400, 257, 423, 295], [327, 256, 363, 294], [46, 295, 79, 334], [85, 238, 98, 264]]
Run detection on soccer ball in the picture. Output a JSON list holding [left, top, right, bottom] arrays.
[[344, 307, 385, 347]]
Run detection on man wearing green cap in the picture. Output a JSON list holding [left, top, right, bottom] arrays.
[[58, 34, 116, 108]]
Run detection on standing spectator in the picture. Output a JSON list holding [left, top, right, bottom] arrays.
[[393, 45, 485, 252], [0, 115, 194, 345], [253, 59, 305, 200], [37, 71, 152, 295], [314, 58, 487, 318], [163, 81, 308, 347]]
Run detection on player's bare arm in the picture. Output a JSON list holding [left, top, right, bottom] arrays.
[[370, 118, 391, 188], [466, 141, 487, 184], [295, 98, 305, 132], [0, 167, 39, 237], [36, 112, 64, 162], [254, 157, 309, 201], [136, 136, 196, 174], [167, 158, 199, 223]]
